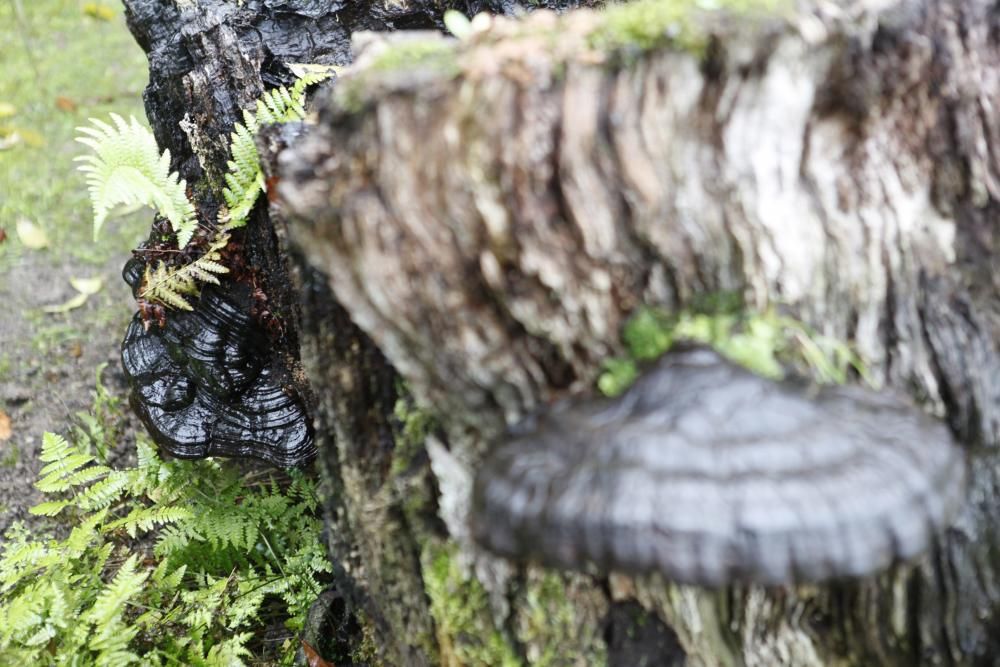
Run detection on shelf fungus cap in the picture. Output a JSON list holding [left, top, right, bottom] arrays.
[[121, 286, 315, 468], [471, 345, 967, 586]]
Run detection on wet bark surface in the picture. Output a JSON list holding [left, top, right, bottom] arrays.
[[276, 1, 1000, 665], [123, 0, 1000, 664], [118, 0, 597, 469]]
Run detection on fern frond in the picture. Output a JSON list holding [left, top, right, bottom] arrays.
[[28, 500, 73, 517], [204, 632, 253, 666], [222, 121, 267, 225], [139, 232, 231, 310], [152, 562, 187, 590], [75, 114, 199, 247], [63, 511, 110, 558], [290, 69, 333, 98], [35, 433, 95, 493], [74, 472, 130, 511], [220, 72, 330, 230], [105, 506, 193, 538], [85, 554, 149, 634], [154, 523, 202, 557]]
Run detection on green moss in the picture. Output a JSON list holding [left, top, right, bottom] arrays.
[[589, 0, 788, 56], [335, 39, 460, 113], [0, 442, 20, 468], [422, 543, 522, 667], [368, 40, 459, 75], [350, 615, 383, 666], [515, 573, 607, 667], [599, 298, 868, 397], [390, 391, 436, 479]]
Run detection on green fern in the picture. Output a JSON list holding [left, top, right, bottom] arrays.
[[221, 72, 330, 228], [0, 385, 331, 666], [105, 505, 193, 538], [78, 73, 330, 312], [76, 113, 199, 248], [139, 231, 231, 310], [85, 554, 148, 633]]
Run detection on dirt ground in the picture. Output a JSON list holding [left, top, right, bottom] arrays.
[[0, 1, 150, 538]]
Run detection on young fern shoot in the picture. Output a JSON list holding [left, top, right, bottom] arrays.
[[75, 113, 199, 248]]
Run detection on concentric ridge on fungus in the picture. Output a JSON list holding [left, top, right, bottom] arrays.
[[472, 344, 967, 586], [121, 269, 314, 468]]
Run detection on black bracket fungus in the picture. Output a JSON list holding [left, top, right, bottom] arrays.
[[121, 258, 315, 468], [471, 344, 968, 586]]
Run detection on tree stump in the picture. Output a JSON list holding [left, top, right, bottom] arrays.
[[124, 0, 999, 665]]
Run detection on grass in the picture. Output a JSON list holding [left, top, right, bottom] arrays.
[[0, 1, 151, 375], [0, 0, 149, 268]]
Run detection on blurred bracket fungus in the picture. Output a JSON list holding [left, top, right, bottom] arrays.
[[120, 259, 315, 468], [471, 344, 968, 586]]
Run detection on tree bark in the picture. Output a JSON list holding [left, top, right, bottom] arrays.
[[275, 2, 1000, 666], [123, 0, 1000, 665]]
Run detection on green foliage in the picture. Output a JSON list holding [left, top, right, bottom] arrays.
[[598, 298, 868, 397], [71, 364, 123, 462], [76, 72, 330, 310], [75, 113, 199, 248], [0, 429, 331, 665], [514, 573, 606, 667], [221, 72, 330, 228], [371, 40, 458, 74], [139, 231, 231, 311], [589, 0, 788, 56], [390, 390, 437, 479], [422, 543, 522, 667]]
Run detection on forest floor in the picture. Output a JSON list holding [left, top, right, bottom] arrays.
[[0, 0, 149, 538]]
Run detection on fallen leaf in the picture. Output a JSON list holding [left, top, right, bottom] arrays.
[[68, 342, 83, 358], [70, 277, 104, 295], [0, 411, 10, 442], [0, 131, 21, 151], [0, 126, 45, 148], [0, 102, 15, 119], [43, 277, 104, 313], [82, 2, 115, 20], [16, 219, 49, 249], [300, 640, 333, 667], [43, 292, 88, 314], [55, 96, 78, 112]]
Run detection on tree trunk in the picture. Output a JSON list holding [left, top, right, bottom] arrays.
[[124, 0, 999, 665]]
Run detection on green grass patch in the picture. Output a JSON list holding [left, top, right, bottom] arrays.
[[0, 0, 149, 268]]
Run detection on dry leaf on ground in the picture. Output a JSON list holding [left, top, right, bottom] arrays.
[[0, 411, 11, 442]]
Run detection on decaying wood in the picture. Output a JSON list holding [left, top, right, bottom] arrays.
[[277, 2, 1000, 664], [122, 1, 610, 665]]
